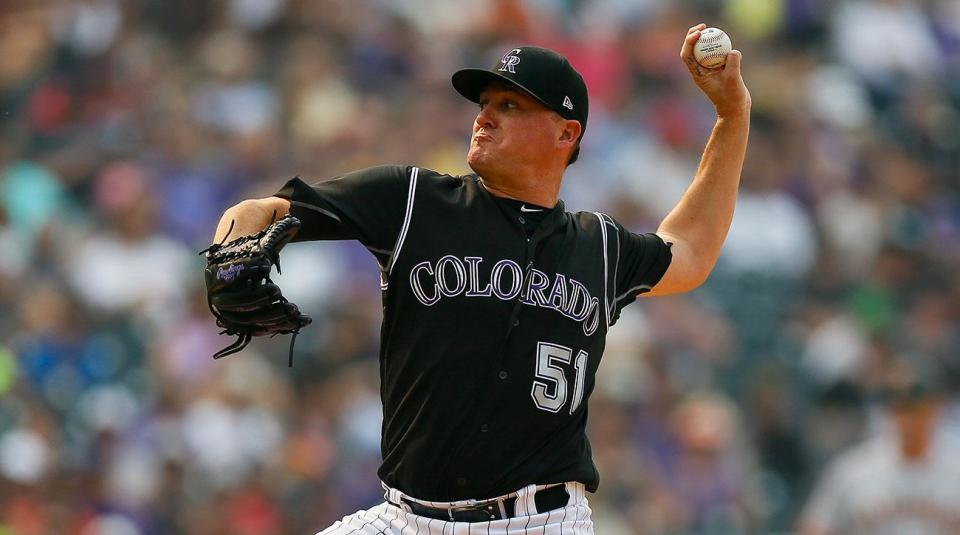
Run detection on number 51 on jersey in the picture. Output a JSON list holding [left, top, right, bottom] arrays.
[[531, 341, 588, 414]]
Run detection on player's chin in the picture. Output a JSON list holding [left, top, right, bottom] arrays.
[[467, 145, 491, 170], [467, 156, 485, 176], [468, 156, 501, 179]]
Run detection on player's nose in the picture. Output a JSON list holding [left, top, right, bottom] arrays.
[[475, 107, 496, 130]]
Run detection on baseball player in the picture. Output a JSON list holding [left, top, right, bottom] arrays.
[[209, 24, 750, 534], [798, 356, 960, 535]]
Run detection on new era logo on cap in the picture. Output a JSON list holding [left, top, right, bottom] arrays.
[[562, 96, 573, 110]]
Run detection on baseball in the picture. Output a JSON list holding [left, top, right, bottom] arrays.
[[693, 27, 732, 68]]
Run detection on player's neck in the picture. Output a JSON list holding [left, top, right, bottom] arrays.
[[893, 403, 941, 462], [477, 174, 561, 208], [899, 434, 932, 462]]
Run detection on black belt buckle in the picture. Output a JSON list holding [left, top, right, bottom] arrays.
[[452, 501, 504, 522]]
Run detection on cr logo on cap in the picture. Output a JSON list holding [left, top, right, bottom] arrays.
[[498, 49, 522, 74]]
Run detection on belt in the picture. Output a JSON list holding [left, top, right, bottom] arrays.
[[392, 485, 569, 522]]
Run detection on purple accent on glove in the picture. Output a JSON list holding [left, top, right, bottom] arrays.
[[218, 264, 244, 282]]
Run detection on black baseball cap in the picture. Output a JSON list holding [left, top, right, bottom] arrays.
[[452, 46, 589, 137]]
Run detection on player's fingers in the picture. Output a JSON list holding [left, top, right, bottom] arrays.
[[686, 23, 706, 35], [723, 50, 743, 77], [680, 29, 702, 59]]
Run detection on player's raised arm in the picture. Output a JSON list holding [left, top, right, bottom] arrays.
[[646, 23, 751, 297], [212, 196, 291, 245]]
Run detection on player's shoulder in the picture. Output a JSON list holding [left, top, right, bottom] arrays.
[[344, 165, 466, 188], [347, 164, 416, 181], [823, 435, 896, 486], [413, 166, 474, 183], [568, 210, 622, 232], [409, 167, 482, 196], [930, 428, 960, 472]]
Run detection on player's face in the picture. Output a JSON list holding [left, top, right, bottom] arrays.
[[468, 84, 566, 178]]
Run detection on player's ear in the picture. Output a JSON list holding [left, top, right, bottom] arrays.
[[557, 119, 582, 149]]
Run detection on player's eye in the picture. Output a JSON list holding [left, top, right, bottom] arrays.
[[477, 96, 518, 112]]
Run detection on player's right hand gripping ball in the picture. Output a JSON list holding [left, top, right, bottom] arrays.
[[693, 27, 732, 68], [202, 214, 312, 365]]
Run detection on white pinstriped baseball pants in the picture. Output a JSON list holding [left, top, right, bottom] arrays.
[[317, 482, 594, 534]]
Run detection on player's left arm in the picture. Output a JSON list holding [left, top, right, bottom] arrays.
[[646, 23, 751, 298]]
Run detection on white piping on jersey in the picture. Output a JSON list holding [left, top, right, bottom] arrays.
[[292, 192, 396, 290], [386, 166, 419, 276], [289, 200, 342, 222], [593, 212, 611, 329], [597, 212, 654, 307], [616, 284, 652, 303], [597, 213, 620, 306]]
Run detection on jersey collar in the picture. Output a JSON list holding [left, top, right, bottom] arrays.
[[473, 175, 567, 234]]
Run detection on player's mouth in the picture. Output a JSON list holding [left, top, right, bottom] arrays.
[[474, 131, 495, 143]]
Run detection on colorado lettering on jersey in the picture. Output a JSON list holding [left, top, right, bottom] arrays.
[[408, 255, 602, 336]]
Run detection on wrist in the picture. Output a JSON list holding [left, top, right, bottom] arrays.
[[717, 104, 750, 121], [716, 99, 751, 120]]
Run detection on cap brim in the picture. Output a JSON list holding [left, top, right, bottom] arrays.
[[451, 68, 554, 112]]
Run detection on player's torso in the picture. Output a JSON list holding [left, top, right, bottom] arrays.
[[827, 439, 960, 535], [377, 170, 612, 499]]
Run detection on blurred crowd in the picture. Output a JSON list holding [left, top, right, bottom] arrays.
[[1, 0, 959, 534]]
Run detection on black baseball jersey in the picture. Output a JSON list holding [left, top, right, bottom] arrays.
[[274, 165, 672, 502]]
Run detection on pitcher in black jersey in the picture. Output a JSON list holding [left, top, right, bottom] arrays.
[[211, 24, 751, 534]]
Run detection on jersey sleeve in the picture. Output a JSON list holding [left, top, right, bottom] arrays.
[[600, 214, 672, 323], [273, 165, 413, 257]]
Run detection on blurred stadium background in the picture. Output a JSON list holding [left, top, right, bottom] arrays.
[[1, 0, 959, 534]]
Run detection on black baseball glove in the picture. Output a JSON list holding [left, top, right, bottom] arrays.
[[202, 214, 312, 366]]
